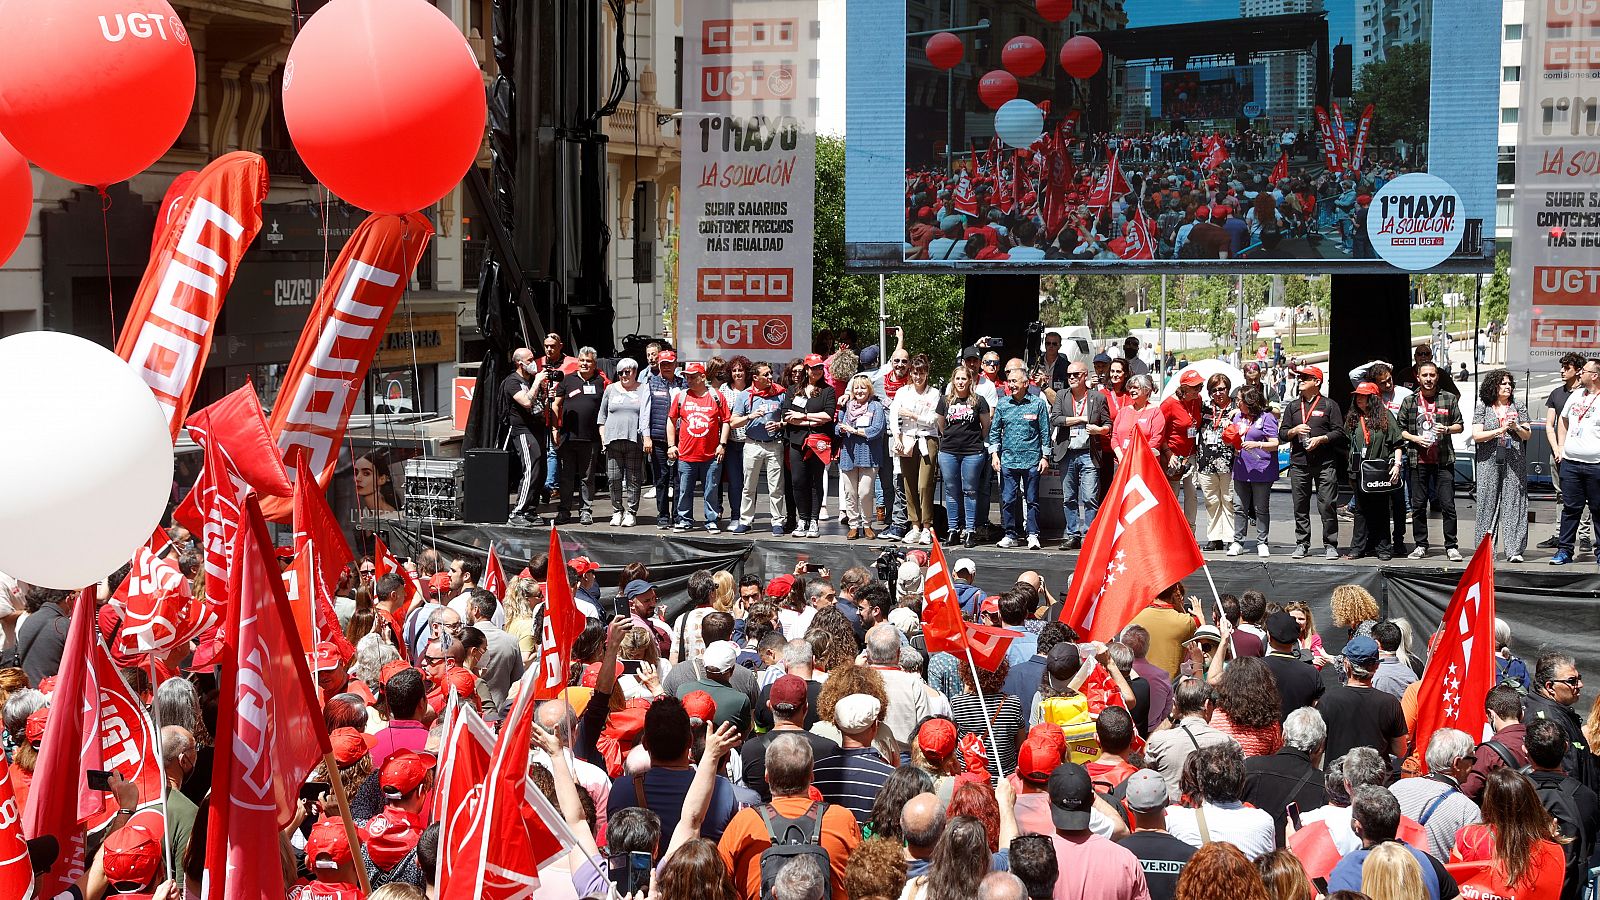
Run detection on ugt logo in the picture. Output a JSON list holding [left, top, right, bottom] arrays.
[[99, 12, 188, 44]]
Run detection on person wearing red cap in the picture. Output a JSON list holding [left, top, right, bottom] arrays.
[[1184, 205, 1231, 260], [100, 808, 166, 897], [1346, 382, 1404, 560], [292, 818, 365, 899], [739, 674, 839, 802], [667, 360, 731, 533], [1159, 369, 1206, 529], [642, 348, 685, 528], [1280, 364, 1347, 560]]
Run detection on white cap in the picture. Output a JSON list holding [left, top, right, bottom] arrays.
[[834, 694, 882, 733], [952, 558, 977, 576], [702, 640, 739, 673]]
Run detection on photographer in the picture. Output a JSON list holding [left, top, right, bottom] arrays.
[[502, 346, 555, 526]]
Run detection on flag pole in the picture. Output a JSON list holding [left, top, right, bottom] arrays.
[[1197, 562, 1225, 626], [148, 654, 175, 885], [322, 751, 373, 894], [962, 646, 1007, 780]]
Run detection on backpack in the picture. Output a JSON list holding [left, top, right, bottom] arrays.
[[757, 802, 834, 900], [1530, 772, 1590, 890]]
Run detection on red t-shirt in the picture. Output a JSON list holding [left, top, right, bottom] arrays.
[[1160, 396, 1203, 457], [289, 881, 365, 900], [669, 389, 729, 462], [1451, 824, 1567, 900]]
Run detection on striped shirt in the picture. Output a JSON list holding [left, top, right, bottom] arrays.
[[812, 746, 895, 825], [950, 693, 1024, 776]]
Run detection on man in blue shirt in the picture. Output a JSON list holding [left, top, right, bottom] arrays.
[[1326, 785, 1447, 900], [988, 370, 1052, 549]]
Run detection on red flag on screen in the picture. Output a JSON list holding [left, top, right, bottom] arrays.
[[1351, 104, 1375, 172], [532, 531, 585, 701], [1118, 210, 1157, 260], [1314, 107, 1342, 174], [437, 677, 579, 899], [1086, 150, 1129, 210], [1411, 534, 1497, 773], [21, 589, 99, 897], [204, 495, 331, 900], [1271, 151, 1289, 185], [1330, 102, 1351, 167], [483, 543, 507, 602], [1060, 427, 1204, 642], [953, 176, 978, 217]]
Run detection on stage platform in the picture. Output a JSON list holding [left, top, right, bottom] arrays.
[[381, 500, 1600, 678]]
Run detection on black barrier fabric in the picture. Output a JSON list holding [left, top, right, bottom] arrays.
[[1383, 567, 1600, 683]]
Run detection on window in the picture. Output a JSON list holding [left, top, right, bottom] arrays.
[[1498, 145, 1516, 184], [1504, 23, 1522, 40], [1501, 107, 1519, 123], [1496, 196, 1514, 230], [1503, 65, 1520, 81]]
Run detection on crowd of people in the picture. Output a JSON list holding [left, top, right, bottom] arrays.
[[901, 127, 1417, 262], [9, 522, 1600, 900], [490, 329, 1600, 568]]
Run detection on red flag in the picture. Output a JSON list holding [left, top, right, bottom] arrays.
[[483, 544, 507, 602], [183, 383, 293, 498], [204, 495, 331, 900], [436, 695, 579, 899], [1288, 820, 1342, 879], [258, 212, 433, 522], [84, 639, 164, 833], [1086, 150, 1129, 210], [152, 170, 199, 253], [292, 452, 354, 596], [116, 152, 270, 437], [21, 590, 100, 897], [112, 528, 206, 659], [1060, 426, 1204, 642], [1271, 151, 1289, 185], [285, 545, 354, 663], [1202, 137, 1229, 172], [532, 531, 585, 701], [919, 535, 1017, 671], [1411, 534, 1497, 773], [0, 761, 30, 900], [374, 535, 422, 621], [1351, 104, 1375, 172], [1330, 102, 1351, 168], [1314, 107, 1343, 174], [1118, 210, 1157, 260]]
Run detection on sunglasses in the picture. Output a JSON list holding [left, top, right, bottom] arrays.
[[1069, 373, 1086, 379], [982, 360, 1000, 367]]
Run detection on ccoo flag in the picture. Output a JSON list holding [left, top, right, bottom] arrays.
[[1411, 533, 1498, 773], [1061, 426, 1203, 642]]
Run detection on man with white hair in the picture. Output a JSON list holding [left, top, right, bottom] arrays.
[[812, 693, 895, 824], [1389, 728, 1483, 860], [754, 640, 825, 730], [1241, 706, 1329, 844], [532, 699, 611, 832], [863, 624, 929, 744]]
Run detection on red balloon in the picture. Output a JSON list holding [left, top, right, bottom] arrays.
[[1060, 36, 1104, 79], [1037, 0, 1075, 22], [0, 0, 195, 187], [284, 0, 487, 214], [978, 71, 1019, 110], [925, 32, 964, 71], [1002, 36, 1046, 78], [0, 134, 30, 265]]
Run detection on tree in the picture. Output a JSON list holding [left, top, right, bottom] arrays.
[[1353, 41, 1431, 156], [1483, 249, 1510, 324]]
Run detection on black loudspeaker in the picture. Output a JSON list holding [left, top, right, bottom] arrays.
[[1528, 422, 1556, 485], [463, 449, 511, 523], [633, 181, 655, 284]]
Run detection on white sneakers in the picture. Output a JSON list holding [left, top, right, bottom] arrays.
[[1227, 542, 1243, 556], [609, 513, 622, 526], [1258, 543, 1270, 558], [920, 530, 933, 545], [904, 527, 922, 544], [997, 536, 1019, 548], [621, 513, 636, 527], [1027, 534, 1042, 549]]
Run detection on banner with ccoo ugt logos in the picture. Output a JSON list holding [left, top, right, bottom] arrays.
[[676, 0, 816, 358]]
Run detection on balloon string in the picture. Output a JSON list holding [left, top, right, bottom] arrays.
[[100, 187, 118, 346]]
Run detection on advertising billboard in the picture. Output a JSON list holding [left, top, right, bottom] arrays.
[[844, 0, 1499, 273]]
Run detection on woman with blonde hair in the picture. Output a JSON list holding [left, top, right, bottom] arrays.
[[1329, 584, 1381, 638], [1257, 848, 1315, 900], [615, 626, 668, 702], [838, 372, 888, 540], [1360, 842, 1428, 900], [503, 575, 542, 664], [711, 570, 736, 613]]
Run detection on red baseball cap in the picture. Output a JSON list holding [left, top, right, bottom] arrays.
[[682, 690, 718, 726], [428, 572, 452, 598], [304, 818, 355, 870], [1027, 722, 1066, 753], [330, 727, 378, 767], [36, 677, 56, 695], [314, 641, 344, 672], [658, 350, 677, 363], [916, 718, 958, 763], [981, 595, 1001, 616], [804, 354, 826, 368], [1178, 369, 1204, 387], [569, 556, 599, 575], [360, 807, 427, 870], [378, 660, 412, 686], [379, 749, 438, 799], [1017, 736, 1063, 784], [685, 361, 706, 375], [25, 707, 47, 745], [765, 574, 796, 599], [1354, 382, 1380, 396], [102, 809, 164, 887], [1295, 365, 1324, 382], [769, 674, 809, 712]]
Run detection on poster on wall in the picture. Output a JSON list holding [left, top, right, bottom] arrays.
[[1505, 0, 1600, 372], [676, 1, 817, 358]]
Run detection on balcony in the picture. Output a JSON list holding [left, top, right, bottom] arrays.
[[603, 100, 681, 156]]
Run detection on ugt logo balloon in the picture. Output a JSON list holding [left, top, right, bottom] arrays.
[[99, 12, 187, 43]]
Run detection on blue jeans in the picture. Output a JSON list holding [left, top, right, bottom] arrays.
[[1061, 449, 1100, 537], [676, 458, 723, 526], [650, 439, 675, 525], [1000, 466, 1040, 538], [545, 440, 559, 491], [938, 451, 987, 532], [720, 441, 746, 514], [1558, 460, 1600, 555]]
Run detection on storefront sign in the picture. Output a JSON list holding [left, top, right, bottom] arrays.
[[676, 0, 816, 357], [372, 312, 457, 368], [1507, 0, 1600, 370]]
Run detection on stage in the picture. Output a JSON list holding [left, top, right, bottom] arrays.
[[382, 496, 1600, 678]]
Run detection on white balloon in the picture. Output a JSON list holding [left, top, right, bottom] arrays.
[[0, 332, 173, 589], [994, 99, 1044, 149]]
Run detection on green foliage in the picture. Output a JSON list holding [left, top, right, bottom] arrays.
[[1484, 249, 1510, 323], [813, 134, 967, 374], [1353, 41, 1431, 153]]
